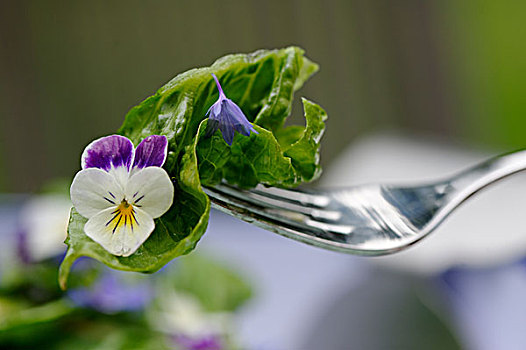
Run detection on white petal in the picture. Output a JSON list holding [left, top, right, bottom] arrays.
[[70, 168, 124, 218], [108, 165, 132, 189], [84, 207, 154, 257], [125, 167, 174, 218]]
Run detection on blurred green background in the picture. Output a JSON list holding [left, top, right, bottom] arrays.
[[1, 0, 526, 193]]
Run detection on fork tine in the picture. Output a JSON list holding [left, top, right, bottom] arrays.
[[204, 185, 311, 227], [250, 185, 331, 208], [204, 185, 353, 240], [213, 184, 342, 222]]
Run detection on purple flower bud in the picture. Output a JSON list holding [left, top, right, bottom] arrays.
[[204, 73, 258, 145]]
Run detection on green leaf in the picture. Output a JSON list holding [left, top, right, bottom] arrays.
[[197, 98, 326, 188], [60, 47, 326, 286], [0, 311, 170, 350], [197, 121, 296, 188], [282, 98, 327, 181]]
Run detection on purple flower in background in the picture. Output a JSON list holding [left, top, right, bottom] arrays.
[[146, 290, 232, 348], [173, 334, 223, 350], [70, 135, 174, 256], [204, 73, 258, 145], [67, 270, 153, 314]]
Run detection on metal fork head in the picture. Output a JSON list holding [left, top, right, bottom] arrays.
[[204, 182, 452, 256], [204, 149, 526, 256]]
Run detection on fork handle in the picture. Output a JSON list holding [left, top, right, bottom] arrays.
[[449, 149, 526, 201]]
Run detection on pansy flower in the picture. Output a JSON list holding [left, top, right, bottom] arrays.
[[70, 135, 174, 257], [204, 73, 258, 145]]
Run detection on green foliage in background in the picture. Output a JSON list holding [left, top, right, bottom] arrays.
[[444, 1, 526, 149], [164, 254, 252, 313], [0, 253, 251, 350]]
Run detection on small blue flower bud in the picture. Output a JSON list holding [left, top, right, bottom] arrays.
[[204, 74, 258, 145]]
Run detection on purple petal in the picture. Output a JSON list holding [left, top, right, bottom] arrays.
[[133, 135, 168, 169], [220, 122, 235, 145], [224, 99, 258, 136], [204, 119, 220, 138], [224, 99, 247, 122], [224, 101, 251, 136], [207, 98, 222, 117], [233, 122, 250, 137], [82, 135, 134, 172]]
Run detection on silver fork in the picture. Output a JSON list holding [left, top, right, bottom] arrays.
[[204, 149, 526, 256]]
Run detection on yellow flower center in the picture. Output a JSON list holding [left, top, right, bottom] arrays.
[[106, 199, 138, 233]]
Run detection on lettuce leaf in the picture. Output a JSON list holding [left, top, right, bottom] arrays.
[[197, 98, 326, 188], [59, 47, 327, 289]]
